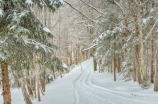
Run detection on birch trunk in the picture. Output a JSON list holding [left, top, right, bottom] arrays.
[[35, 55, 41, 101], [137, 1, 145, 83]]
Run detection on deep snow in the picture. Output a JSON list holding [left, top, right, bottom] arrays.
[[0, 58, 158, 104]]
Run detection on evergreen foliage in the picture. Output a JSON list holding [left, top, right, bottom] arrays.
[[0, 0, 63, 70], [91, 0, 158, 87]]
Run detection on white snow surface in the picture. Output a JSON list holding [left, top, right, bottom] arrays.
[[43, 27, 52, 33], [0, 9, 3, 17], [25, 0, 33, 5], [62, 63, 68, 68], [59, 0, 65, 5], [0, 58, 158, 104]]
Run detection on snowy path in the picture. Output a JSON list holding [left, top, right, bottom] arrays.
[[0, 58, 158, 104], [72, 58, 158, 104]]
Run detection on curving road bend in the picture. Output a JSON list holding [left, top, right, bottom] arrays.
[[1, 58, 157, 104], [72, 58, 157, 104]]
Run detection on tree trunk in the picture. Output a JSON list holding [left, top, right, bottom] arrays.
[[66, 42, 70, 73], [132, 8, 141, 84], [99, 61, 101, 73], [70, 42, 73, 65], [79, 45, 81, 63], [43, 71, 46, 92], [151, 39, 154, 83], [85, 51, 87, 60], [135, 45, 142, 84], [21, 83, 32, 104], [88, 50, 90, 59], [34, 76, 36, 98], [114, 43, 116, 81], [2, 3, 11, 103], [30, 70, 34, 94], [26, 71, 33, 96], [145, 41, 148, 80], [1, 62, 11, 104], [137, 4, 145, 83], [154, 46, 158, 91], [111, 59, 113, 73], [75, 44, 78, 64], [53, 67, 56, 80], [60, 71, 62, 78], [77, 49, 80, 64], [118, 55, 121, 73], [37, 68, 41, 101], [35, 56, 41, 101], [133, 60, 137, 81], [93, 58, 97, 71]]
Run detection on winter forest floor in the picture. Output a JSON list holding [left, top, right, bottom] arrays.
[[0, 58, 158, 104]]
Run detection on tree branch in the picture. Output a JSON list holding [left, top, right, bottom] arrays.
[[64, 1, 96, 23], [80, 0, 106, 16], [79, 0, 126, 28], [144, 19, 158, 43]]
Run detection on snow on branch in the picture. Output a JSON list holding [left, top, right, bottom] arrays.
[[24, 39, 54, 53], [82, 44, 97, 51], [43, 27, 52, 34], [59, 0, 64, 5], [0, 8, 3, 17], [25, 0, 34, 5]]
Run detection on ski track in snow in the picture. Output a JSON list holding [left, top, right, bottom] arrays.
[[0, 58, 157, 104], [73, 58, 157, 104]]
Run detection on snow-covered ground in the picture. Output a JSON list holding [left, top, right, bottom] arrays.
[[0, 58, 158, 104]]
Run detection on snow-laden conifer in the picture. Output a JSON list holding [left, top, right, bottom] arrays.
[[0, 0, 63, 104]]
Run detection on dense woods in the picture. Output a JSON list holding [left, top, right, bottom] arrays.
[[87, 0, 158, 88], [0, 0, 158, 104], [61, 0, 158, 90]]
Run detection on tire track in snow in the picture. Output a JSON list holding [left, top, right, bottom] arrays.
[[72, 61, 92, 104], [73, 60, 116, 104], [85, 65, 157, 104], [78, 66, 126, 104], [73, 58, 157, 104]]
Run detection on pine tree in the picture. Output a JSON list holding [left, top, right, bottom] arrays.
[[0, 0, 63, 104]]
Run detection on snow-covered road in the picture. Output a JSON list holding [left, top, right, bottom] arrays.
[[0, 58, 158, 104], [72, 58, 158, 104]]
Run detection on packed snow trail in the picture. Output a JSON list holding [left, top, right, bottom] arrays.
[[0, 58, 158, 104], [72, 58, 157, 104]]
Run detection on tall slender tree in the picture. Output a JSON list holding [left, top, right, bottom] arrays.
[[0, 0, 63, 104]]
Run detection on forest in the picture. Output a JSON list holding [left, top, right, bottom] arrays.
[[0, 0, 158, 104]]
